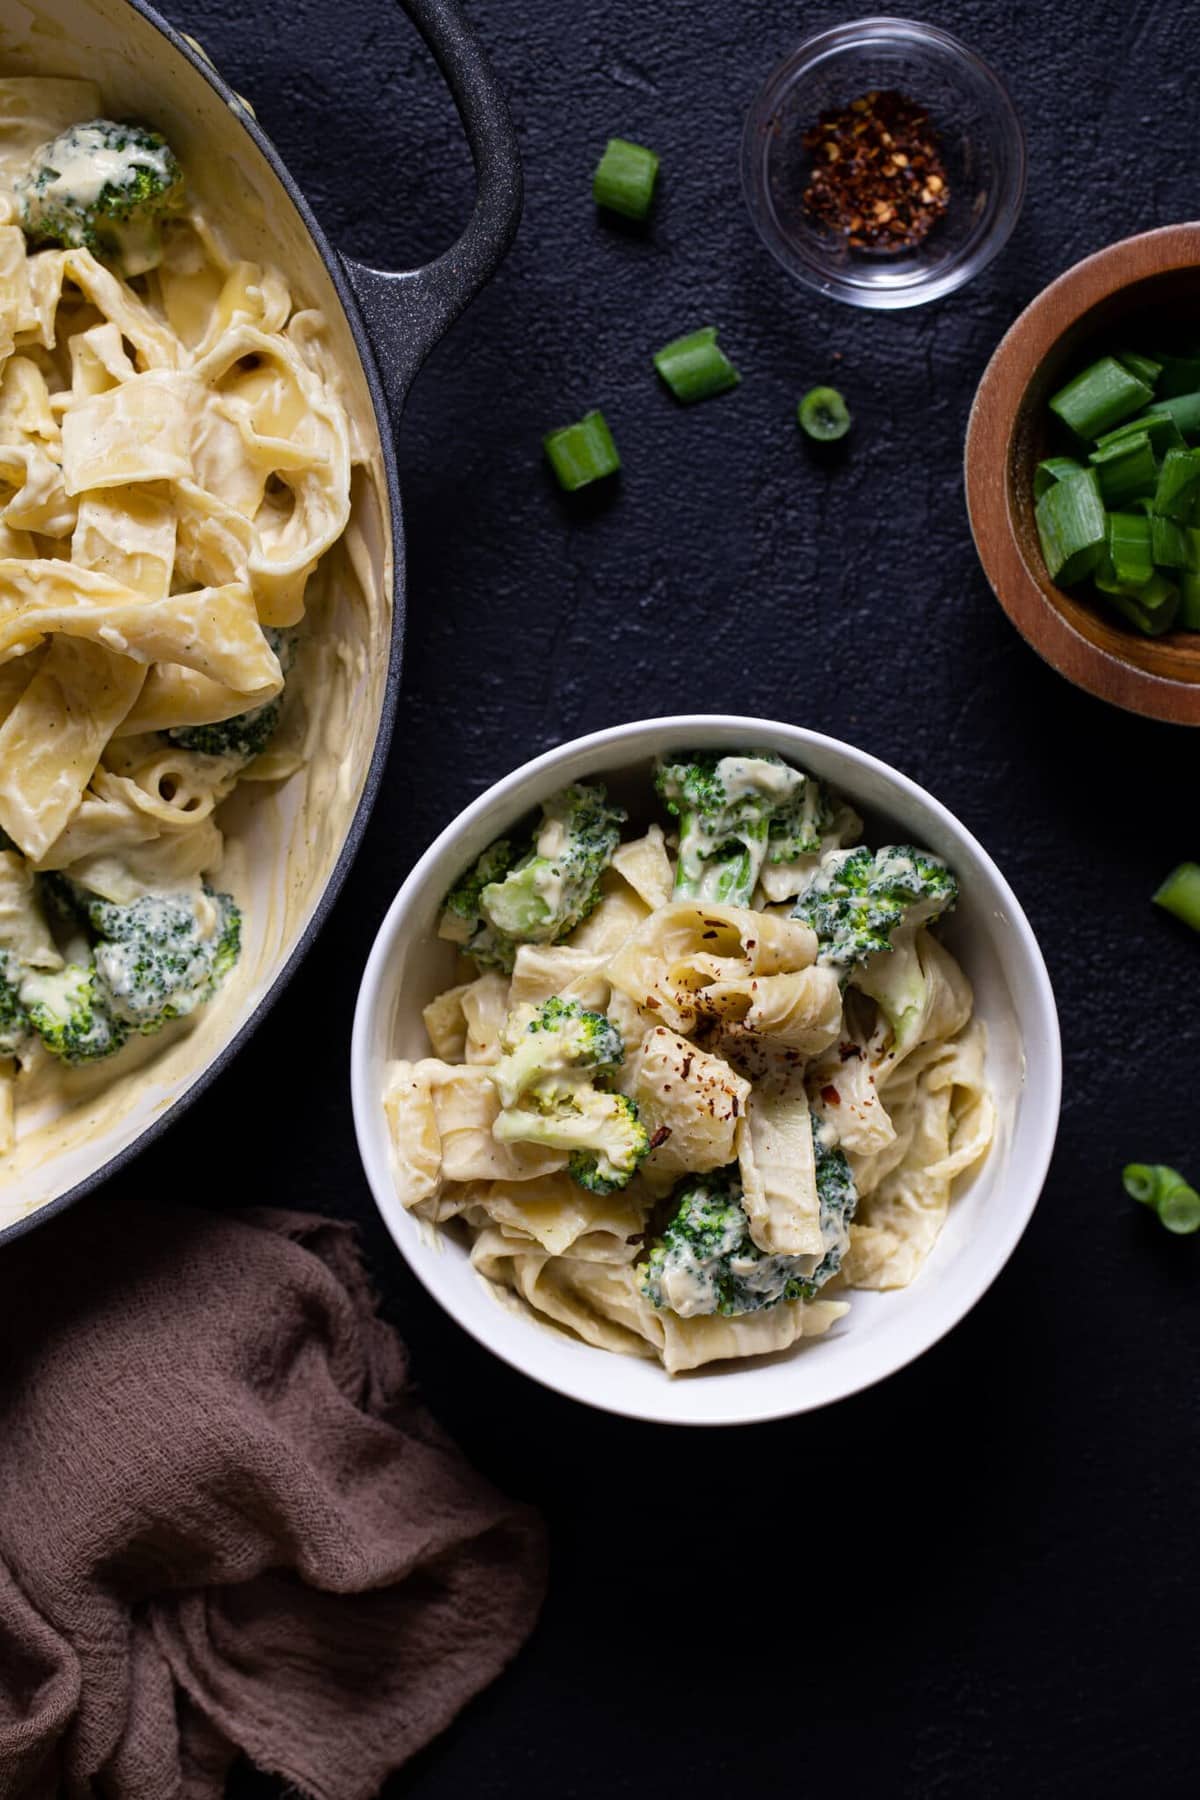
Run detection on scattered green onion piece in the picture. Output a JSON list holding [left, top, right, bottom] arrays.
[[1101, 578, 1179, 635], [652, 327, 741, 404], [1048, 356, 1153, 439], [592, 137, 660, 220], [1123, 1162, 1200, 1234], [1153, 391, 1200, 439], [542, 410, 621, 492], [1097, 409, 1184, 457], [1117, 351, 1162, 387], [797, 385, 851, 441], [1152, 446, 1200, 520], [1033, 456, 1083, 498], [1150, 513, 1189, 567], [1122, 1163, 1160, 1206], [1153, 861, 1200, 932], [1107, 511, 1154, 586], [1179, 573, 1200, 629], [1159, 1184, 1200, 1234], [1088, 432, 1157, 506], [1155, 354, 1200, 399], [1034, 468, 1106, 584]]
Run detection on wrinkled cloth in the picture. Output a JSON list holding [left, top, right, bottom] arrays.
[[0, 1200, 546, 1800]]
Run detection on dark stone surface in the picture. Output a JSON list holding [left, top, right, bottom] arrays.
[[127, 0, 1200, 1792]]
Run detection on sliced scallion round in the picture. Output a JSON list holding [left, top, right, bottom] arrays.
[[1159, 1182, 1200, 1234], [1122, 1162, 1200, 1234], [593, 137, 660, 220], [1117, 351, 1163, 387], [1049, 356, 1153, 439], [1122, 1164, 1159, 1206], [1034, 468, 1106, 585], [1153, 861, 1200, 933], [1106, 511, 1153, 587], [653, 328, 741, 404], [797, 386, 851, 441], [1100, 577, 1179, 635], [1033, 456, 1083, 499], [542, 410, 621, 492]]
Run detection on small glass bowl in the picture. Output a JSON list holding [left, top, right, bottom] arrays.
[[740, 17, 1026, 309]]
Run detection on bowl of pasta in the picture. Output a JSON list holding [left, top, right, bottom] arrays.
[[352, 716, 1061, 1425], [0, 0, 521, 1239]]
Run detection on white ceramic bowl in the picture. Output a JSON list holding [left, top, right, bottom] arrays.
[[351, 717, 1061, 1426]]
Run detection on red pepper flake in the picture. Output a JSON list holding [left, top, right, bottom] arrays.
[[681, 1054, 694, 1080], [801, 89, 950, 253], [821, 1084, 842, 1106], [649, 1126, 672, 1150], [701, 930, 718, 940], [645, 995, 661, 1009]]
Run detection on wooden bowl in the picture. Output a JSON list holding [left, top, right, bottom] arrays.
[[966, 224, 1200, 725]]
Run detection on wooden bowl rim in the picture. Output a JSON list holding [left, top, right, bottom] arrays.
[[965, 222, 1200, 726]]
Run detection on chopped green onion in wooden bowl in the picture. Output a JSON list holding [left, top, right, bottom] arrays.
[[1036, 347, 1200, 637]]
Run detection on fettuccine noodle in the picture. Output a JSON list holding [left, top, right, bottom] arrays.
[[0, 79, 356, 1154]]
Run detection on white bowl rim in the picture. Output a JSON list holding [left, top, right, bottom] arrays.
[[350, 715, 1062, 1426]]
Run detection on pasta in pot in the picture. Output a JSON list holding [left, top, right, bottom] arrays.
[[382, 751, 996, 1375], [0, 86, 358, 1156]]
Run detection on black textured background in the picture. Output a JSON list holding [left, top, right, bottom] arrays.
[[132, 0, 1200, 1793]]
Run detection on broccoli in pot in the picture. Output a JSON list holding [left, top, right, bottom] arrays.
[[15, 119, 183, 275]]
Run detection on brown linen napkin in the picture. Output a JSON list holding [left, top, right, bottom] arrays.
[[0, 1198, 546, 1800]]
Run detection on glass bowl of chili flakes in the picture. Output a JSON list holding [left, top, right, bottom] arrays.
[[741, 17, 1025, 309]]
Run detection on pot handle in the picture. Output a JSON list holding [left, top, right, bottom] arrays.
[[340, 0, 522, 413]]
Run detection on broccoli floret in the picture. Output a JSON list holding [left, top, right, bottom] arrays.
[[439, 783, 625, 972], [15, 119, 183, 275], [655, 751, 830, 905], [490, 994, 649, 1197], [495, 1082, 649, 1194], [480, 784, 624, 942], [493, 994, 624, 1108], [0, 949, 29, 1057], [765, 775, 836, 864], [167, 628, 293, 762], [20, 961, 128, 1064], [791, 845, 958, 982], [638, 1145, 857, 1318], [85, 887, 241, 1033], [167, 696, 280, 762], [851, 923, 930, 1052], [567, 1092, 649, 1195], [440, 837, 527, 971], [806, 1137, 857, 1293]]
